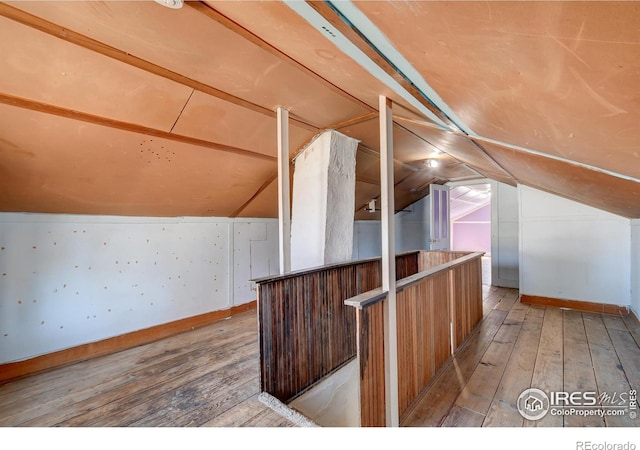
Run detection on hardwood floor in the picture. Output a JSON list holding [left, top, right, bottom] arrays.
[[403, 286, 640, 427], [0, 310, 293, 427], [1, 286, 638, 427]]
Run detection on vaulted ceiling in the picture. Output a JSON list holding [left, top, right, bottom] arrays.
[[1, 1, 639, 220]]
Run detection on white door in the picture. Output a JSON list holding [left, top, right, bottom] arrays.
[[429, 184, 450, 250]]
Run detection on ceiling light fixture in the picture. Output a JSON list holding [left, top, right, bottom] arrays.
[[154, 0, 184, 9], [425, 159, 439, 168]]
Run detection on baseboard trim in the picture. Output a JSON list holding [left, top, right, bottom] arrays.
[[520, 295, 629, 316], [0, 301, 256, 385]]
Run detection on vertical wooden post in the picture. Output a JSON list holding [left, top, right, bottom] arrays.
[[379, 95, 399, 427], [277, 107, 291, 274]]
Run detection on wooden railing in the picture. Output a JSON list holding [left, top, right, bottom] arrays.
[[418, 250, 468, 271], [345, 251, 484, 426], [254, 252, 420, 403]]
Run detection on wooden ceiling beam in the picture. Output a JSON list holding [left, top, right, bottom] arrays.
[[0, 92, 277, 163], [0, 2, 318, 132], [326, 112, 378, 131], [229, 172, 278, 218]]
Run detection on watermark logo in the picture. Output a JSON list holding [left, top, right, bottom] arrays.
[[517, 388, 637, 420], [517, 388, 550, 420], [576, 442, 636, 450]]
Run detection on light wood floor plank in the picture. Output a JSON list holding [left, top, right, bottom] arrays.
[[563, 311, 605, 427], [622, 313, 640, 348], [608, 329, 640, 392], [67, 347, 257, 426], [0, 311, 278, 427], [13, 331, 257, 426], [126, 361, 259, 427], [240, 407, 295, 427], [493, 289, 520, 312], [0, 312, 253, 388], [483, 312, 543, 427], [202, 395, 272, 427], [526, 305, 546, 319], [525, 307, 564, 427], [482, 288, 509, 316], [602, 314, 630, 333], [0, 313, 256, 409], [453, 302, 527, 416], [583, 313, 636, 427], [440, 405, 485, 427]]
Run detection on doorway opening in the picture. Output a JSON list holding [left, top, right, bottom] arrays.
[[449, 182, 492, 285]]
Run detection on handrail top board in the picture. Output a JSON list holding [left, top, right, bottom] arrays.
[[343, 287, 386, 310], [252, 250, 424, 284], [343, 251, 484, 309]]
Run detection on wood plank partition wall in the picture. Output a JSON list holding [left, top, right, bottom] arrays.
[[356, 299, 387, 427], [449, 257, 484, 349], [255, 252, 419, 403], [396, 271, 452, 418], [346, 251, 485, 426]]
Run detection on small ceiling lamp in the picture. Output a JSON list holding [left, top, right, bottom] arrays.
[[154, 0, 184, 9], [425, 159, 439, 168]]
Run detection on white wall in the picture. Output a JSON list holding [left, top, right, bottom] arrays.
[[0, 213, 278, 364], [352, 195, 431, 260], [352, 220, 382, 259], [491, 181, 519, 288], [395, 194, 431, 253], [631, 220, 640, 316], [519, 186, 631, 306]]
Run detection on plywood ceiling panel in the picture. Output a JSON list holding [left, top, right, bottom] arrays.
[[0, 105, 275, 217], [234, 177, 278, 219], [0, 15, 192, 131], [8, 0, 369, 128], [357, 1, 640, 179], [338, 118, 442, 164], [355, 147, 415, 186], [482, 141, 640, 218], [207, 0, 435, 123], [397, 121, 516, 186], [1, 1, 638, 220], [172, 91, 316, 158]]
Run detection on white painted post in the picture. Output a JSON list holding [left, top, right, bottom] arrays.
[[379, 95, 399, 427], [277, 107, 291, 274]]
